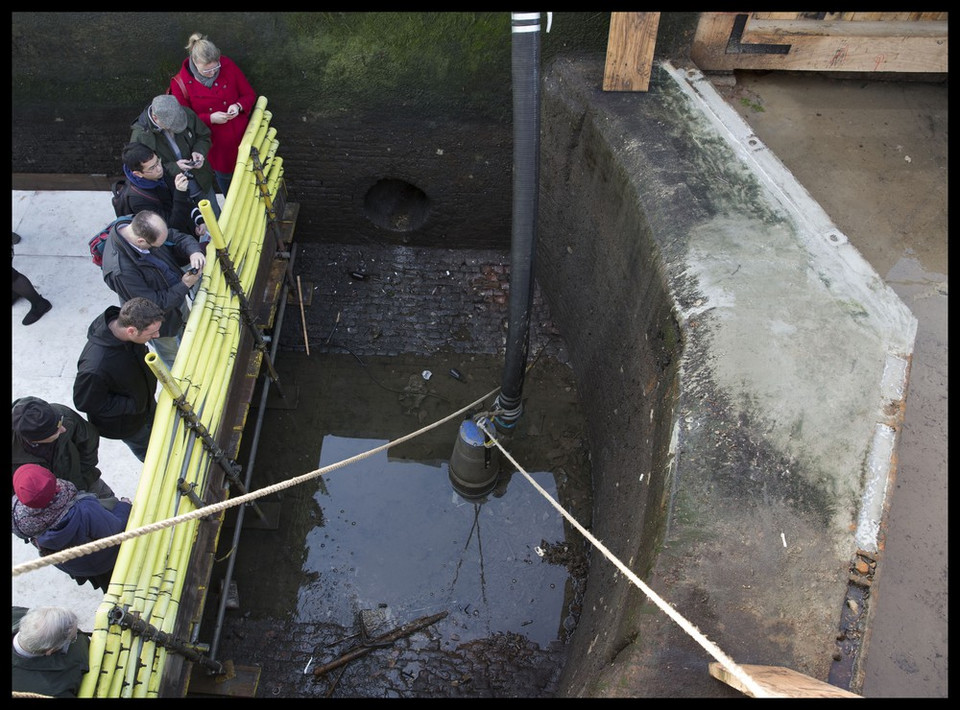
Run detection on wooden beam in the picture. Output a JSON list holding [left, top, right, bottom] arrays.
[[709, 663, 862, 698], [691, 12, 948, 73], [742, 18, 948, 72], [188, 660, 261, 697], [603, 12, 661, 92], [744, 18, 949, 40]]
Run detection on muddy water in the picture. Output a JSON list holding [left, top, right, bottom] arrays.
[[203, 351, 592, 697]]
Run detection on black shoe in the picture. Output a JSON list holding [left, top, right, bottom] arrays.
[[12, 232, 21, 245], [22, 298, 51, 325]]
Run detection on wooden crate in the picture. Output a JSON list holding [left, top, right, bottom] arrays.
[[691, 12, 947, 73]]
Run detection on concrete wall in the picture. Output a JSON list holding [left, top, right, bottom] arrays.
[[539, 55, 916, 697], [537, 56, 682, 688]]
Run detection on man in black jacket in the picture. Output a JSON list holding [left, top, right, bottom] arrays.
[[100, 210, 205, 371], [74, 297, 165, 462], [119, 142, 208, 242]]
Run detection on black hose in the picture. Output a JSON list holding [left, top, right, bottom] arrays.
[[496, 12, 542, 427]]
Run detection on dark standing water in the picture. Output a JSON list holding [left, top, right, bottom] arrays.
[[303, 435, 571, 648], [203, 351, 592, 697]]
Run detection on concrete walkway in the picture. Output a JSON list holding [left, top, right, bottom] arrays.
[[12, 190, 143, 623]]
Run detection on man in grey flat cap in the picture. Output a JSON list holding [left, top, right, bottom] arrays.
[[130, 95, 221, 219]]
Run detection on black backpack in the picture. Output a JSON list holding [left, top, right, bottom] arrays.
[[111, 179, 161, 219]]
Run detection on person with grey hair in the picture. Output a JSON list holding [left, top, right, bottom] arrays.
[[100, 210, 205, 370], [12, 605, 90, 697], [170, 32, 256, 197], [74, 297, 165, 461], [130, 94, 221, 219]]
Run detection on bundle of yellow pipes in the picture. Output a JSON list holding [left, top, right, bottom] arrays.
[[78, 96, 285, 698]]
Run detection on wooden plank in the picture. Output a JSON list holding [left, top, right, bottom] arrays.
[[691, 12, 948, 73], [12, 173, 114, 191], [709, 663, 862, 698], [741, 18, 948, 73], [752, 12, 807, 22], [691, 12, 747, 71], [743, 18, 950, 41], [187, 660, 261, 697], [602, 12, 661, 92]]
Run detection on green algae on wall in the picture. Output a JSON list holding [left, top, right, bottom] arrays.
[[12, 11, 609, 121]]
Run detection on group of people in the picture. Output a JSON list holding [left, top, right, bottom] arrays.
[[12, 33, 256, 697]]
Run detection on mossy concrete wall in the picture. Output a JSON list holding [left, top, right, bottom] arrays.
[[11, 11, 619, 250], [539, 55, 915, 697]]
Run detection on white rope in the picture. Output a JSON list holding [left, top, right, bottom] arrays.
[[12, 386, 501, 579], [12, 380, 771, 697], [477, 420, 775, 699]]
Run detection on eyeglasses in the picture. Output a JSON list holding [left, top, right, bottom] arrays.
[[197, 63, 221, 75]]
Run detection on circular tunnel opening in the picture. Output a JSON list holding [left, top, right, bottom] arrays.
[[363, 178, 431, 232]]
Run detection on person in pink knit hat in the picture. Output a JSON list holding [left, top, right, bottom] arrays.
[[11, 464, 131, 592]]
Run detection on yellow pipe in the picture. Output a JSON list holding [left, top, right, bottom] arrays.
[[80, 94, 284, 697], [147, 352, 188, 402], [78, 606, 116, 696], [200, 199, 228, 251]]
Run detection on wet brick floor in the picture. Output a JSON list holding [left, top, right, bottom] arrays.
[[196, 241, 588, 698]]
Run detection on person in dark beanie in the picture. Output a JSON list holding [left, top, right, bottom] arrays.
[[130, 94, 221, 220], [11, 464, 131, 592], [74, 297, 164, 462], [11, 396, 116, 508], [12, 605, 90, 698]]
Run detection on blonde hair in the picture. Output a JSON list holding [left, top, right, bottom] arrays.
[[186, 32, 220, 65]]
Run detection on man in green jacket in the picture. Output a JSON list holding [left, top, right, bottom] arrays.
[[12, 606, 90, 698], [11, 396, 117, 507], [130, 94, 221, 219]]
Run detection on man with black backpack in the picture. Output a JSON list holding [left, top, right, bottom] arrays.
[[118, 142, 208, 243]]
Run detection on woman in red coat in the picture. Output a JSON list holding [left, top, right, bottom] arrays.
[[169, 33, 257, 197]]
